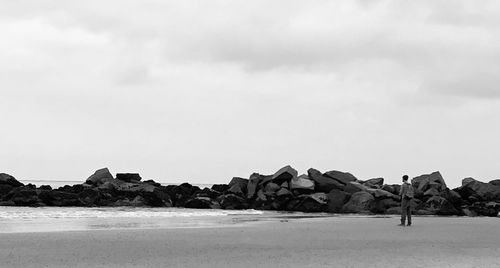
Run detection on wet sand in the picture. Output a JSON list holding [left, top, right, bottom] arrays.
[[1, 216, 499, 267]]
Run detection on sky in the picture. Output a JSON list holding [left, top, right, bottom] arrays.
[[1, 0, 499, 187]]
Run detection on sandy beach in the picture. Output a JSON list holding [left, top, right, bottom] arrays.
[[0, 215, 499, 268]]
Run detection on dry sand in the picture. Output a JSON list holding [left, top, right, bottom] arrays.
[[1, 216, 499, 268]]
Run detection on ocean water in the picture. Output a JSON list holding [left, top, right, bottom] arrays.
[[0, 206, 268, 233]]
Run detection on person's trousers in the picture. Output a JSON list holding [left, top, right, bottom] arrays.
[[401, 197, 412, 225]]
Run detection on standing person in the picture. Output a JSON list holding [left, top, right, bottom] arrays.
[[399, 175, 414, 226]]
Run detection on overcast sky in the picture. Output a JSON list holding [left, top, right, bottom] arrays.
[[1, 0, 499, 187]]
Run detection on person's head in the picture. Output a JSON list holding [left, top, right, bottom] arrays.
[[402, 175, 409, 182]]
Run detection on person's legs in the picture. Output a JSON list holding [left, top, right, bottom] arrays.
[[407, 202, 412, 226], [400, 198, 407, 225]]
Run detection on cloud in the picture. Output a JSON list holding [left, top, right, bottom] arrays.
[[1, 0, 500, 186]]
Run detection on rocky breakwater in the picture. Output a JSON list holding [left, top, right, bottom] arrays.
[[0, 167, 499, 217]]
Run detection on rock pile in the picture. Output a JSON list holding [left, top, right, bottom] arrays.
[[0, 167, 499, 217]]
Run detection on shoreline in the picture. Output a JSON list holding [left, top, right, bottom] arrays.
[[1, 216, 499, 267]]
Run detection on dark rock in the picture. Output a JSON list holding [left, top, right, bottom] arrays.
[[462, 208, 478, 217], [370, 198, 399, 214], [412, 171, 447, 193], [165, 183, 200, 207], [288, 193, 328, 212], [290, 174, 315, 191], [424, 188, 440, 196], [462, 177, 475, 186], [185, 197, 219, 209], [425, 196, 460, 215], [280, 181, 289, 189], [385, 206, 402, 215], [264, 182, 281, 195], [455, 178, 500, 201], [366, 188, 398, 199], [227, 184, 245, 197], [78, 188, 102, 206], [0, 173, 24, 187], [415, 209, 434, 215], [0, 201, 15, 206], [142, 179, 162, 187], [116, 173, 142, 182], [344, 181, 368, 194], [211, 184, 229, 193], [341, 191, 374, 213], [195, 188, 222, 199], [0, 184, 14, 196], [381, 184, 401, 196], [247, 173, 262, 199], [326, 189, 350, 213], [440, 189, 463, 207], [39, 185, 52, 191], [38, 190, 81, 206], [6, 187, 40, 206], [217, 194, 248, 209], [323, 170, 358, 185], [262, 165, 297, 185], [308, 168, 345, 192], [140, 187, 172, 207], [276, 188, 293, 197], [85, 168, 114, 185], [469, 201, 500, 217], [489, 179, 500, 186], [228, 177, 248, 194], [363, 178, 384, 188]]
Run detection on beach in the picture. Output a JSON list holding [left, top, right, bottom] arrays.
[[1, 215, 499, 268]]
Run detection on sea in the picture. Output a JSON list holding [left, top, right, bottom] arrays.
[[0, 180, 311, 233]]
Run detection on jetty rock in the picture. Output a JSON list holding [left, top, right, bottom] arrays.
[[1, 166, 500, 217]]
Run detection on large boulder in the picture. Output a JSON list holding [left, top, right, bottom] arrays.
[[0, 173, 24, 187], [85, 168, 114, 185], [462, 177, 476, 186], [344, 181, 369, 194], [412, 171, 447, 193], [341, 191, 374, 213], [266, 165, 298, 185], [228, 177, 248, 194], [365, 188, 398, 199], [247, 173, 262, 199], [211, 184, 229, 193], [165, 183, 201, 207], [288, 193, 328, 212], [116, 173, 142, 183], [326, 189, 350, 213], [489, 179, 500, 186], [381, 184, 400, 196], [226, 184, 245, 197], [425, 196, 460, 215], [290, 175, 315, 191], [455, 178, 500, 201], [140, 187, 172, 207], [264, 182, 281, 195], [323, 170, 358, 185], [363, 178, 384, 188], [307, 168, 345, 192]]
